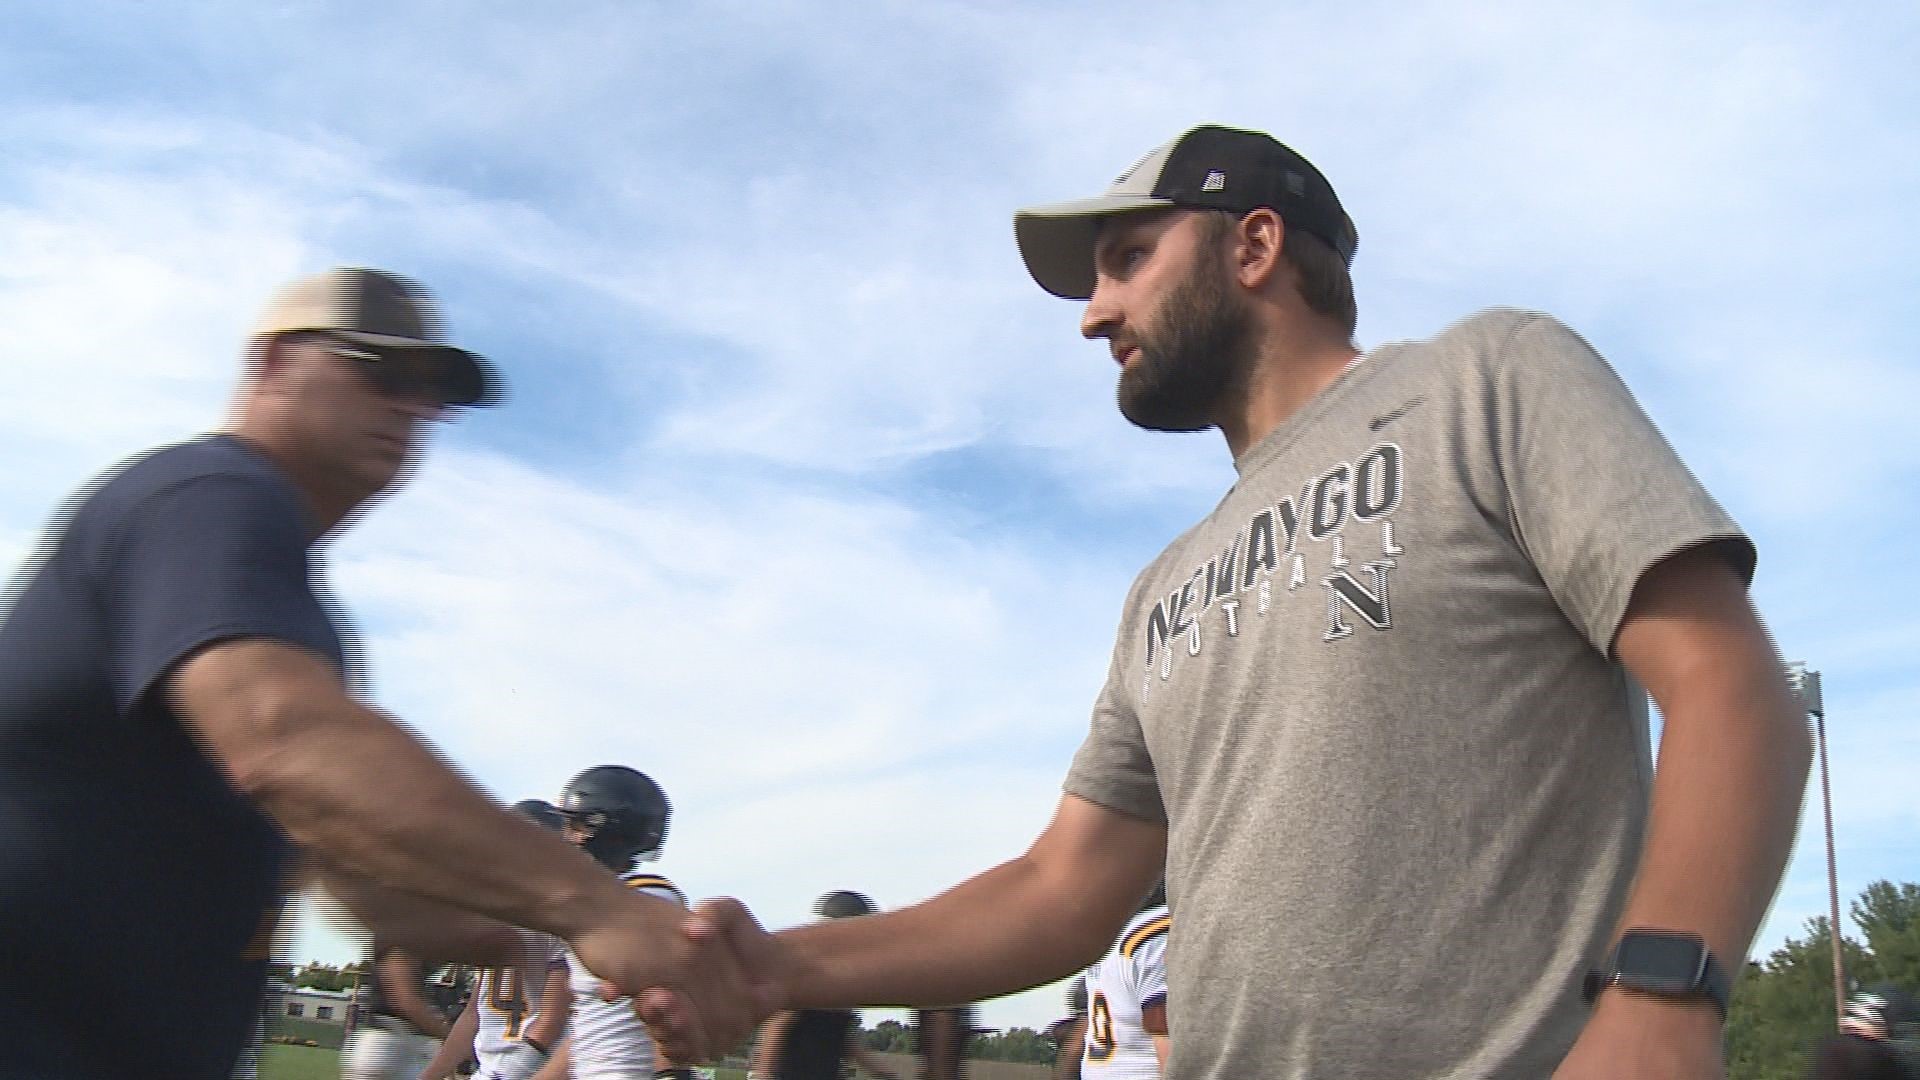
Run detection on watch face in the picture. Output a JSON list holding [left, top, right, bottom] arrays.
[[1615, 933, 1707, 993]]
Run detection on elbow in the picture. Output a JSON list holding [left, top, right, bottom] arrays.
[[214, 687, 310, 804], [220, 689, 376, 845]]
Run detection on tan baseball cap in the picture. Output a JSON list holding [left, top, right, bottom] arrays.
[[250, 267, 503, 407], [1015, 125, 1357, 301]]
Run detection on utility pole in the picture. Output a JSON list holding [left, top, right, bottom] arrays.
[[1787, 662, 1844, 1027]]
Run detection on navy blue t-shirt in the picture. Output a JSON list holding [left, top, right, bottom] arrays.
[[0, 435, 349, 1079]]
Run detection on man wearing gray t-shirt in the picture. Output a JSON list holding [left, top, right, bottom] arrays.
[[695, 125, 1812, 1080]]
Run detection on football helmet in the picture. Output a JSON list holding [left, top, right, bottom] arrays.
[[558, 765, 670, 872], [1844, 983, 1918, 1040], [511, 798, 565, 833], [814, 890, 877, 920]]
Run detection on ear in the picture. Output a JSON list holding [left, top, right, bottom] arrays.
[[248, 334, 291, 381], [1233, 208, 1286, 291]]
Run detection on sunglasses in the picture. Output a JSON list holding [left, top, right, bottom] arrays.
[[313, 335, 462, 410]]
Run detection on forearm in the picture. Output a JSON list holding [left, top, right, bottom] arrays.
[[524, 963, 570, 1049], [527, 1036, 570, 1080], [782, 797, 1161, 1009], [1052, 1022, 1085, 1080], [780, 862, 1096, 1008], [258, 704, 624, 939], [417, 999, 477, 1078], [1612, 597, 1812, 966], [178, 642, 630, 941], [388, 991, 451, 1041], [377, 953, 454, 1039], [324, 868, 532, 966], [751, 1012, 791, 1076]]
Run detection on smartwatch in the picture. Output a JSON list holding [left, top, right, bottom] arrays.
[[1584, 929, 1730, 1017]]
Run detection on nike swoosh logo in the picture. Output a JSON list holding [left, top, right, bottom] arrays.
[[1369, 397, 1426, 431]]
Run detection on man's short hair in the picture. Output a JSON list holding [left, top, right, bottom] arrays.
[[1199, 210, 1357, 340]]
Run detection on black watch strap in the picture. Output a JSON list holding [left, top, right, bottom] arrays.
[[1583, 930, 1731, 1018]]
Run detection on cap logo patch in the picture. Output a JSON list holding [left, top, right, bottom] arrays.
[[1200, 170, 1227, 192]]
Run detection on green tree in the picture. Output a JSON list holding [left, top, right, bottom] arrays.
[[865, 1019, 913, 1054], [292, 962, 355, 992], [996, 1027, 1053, 1064], [1851, 880, 1920, 990], [1727, 915, 1873, 1080]]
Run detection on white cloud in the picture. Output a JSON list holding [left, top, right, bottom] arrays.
[[278, 443, 1124, 1031], [6, 0, 1918, 1032]]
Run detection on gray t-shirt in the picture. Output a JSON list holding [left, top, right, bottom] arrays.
[[1064, 308, 1753, 1080]]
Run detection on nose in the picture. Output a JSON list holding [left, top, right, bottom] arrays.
[[1080, 276, 1122, 341]]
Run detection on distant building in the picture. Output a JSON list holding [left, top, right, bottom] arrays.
[[277, 986, 353, 1025]]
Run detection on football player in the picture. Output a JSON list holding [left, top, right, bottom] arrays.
[[749, 891, 904, 1080], [1808, 984, 1920, 1079], [341, 944, 463, 1080], [530, 767, 688, 1080], [1080, 884, 1168, 1078], [1048, 977, 1088, 1080], [420, 799, 574, 1080]]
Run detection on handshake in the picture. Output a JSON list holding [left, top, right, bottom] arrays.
[[571, 893, 795, 1063]]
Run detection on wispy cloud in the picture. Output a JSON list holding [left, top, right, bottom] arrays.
[[5, 0, 1916, 1032]]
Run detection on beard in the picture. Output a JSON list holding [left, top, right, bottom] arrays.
[[1115, 253, 1254, 432]]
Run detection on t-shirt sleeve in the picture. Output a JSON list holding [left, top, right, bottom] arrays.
[[1126, 916, 1170, 1013], [1063, 596, 1167, 825], [1490, 314, 1755, 656], [104, 473, 342, 713]]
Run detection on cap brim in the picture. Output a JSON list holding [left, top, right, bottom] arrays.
[[333, 331, 505, 407], [1013, 194, 1175, 301]]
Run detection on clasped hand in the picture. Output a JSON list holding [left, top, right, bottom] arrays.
[[576, 896, 789, 1063]]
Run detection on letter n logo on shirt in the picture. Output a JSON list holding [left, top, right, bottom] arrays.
[[1323, 562, 1393, 642]]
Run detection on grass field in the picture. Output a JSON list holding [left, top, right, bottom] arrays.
[[267, 1016, 349, 1050], [254, 1045, 1038, 1080], [253, 1044, 741, 1080], [259, 1042, 340, 1080], [869, 1050, 1049, 1080]]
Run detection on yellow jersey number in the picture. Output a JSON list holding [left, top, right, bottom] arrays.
[[1086, 991, 1115, 1061], [485, 968, 529, 1041]]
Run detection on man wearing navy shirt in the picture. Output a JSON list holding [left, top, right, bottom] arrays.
[[0, 268, 764, 1077]]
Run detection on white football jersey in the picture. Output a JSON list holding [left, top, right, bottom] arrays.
[[473, 933, 568, 1076], [566, 872, 685, 1080], [1082, 904, 1169, 1080]]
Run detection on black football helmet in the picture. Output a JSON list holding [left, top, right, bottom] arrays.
[[1844, 983, 1919, 1040], [511, 798, 565, 833], [813, 890, 876, 920], [558, 766, 670, 872]]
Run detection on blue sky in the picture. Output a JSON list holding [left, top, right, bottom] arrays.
[[4, 0, 1915, 1034]]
